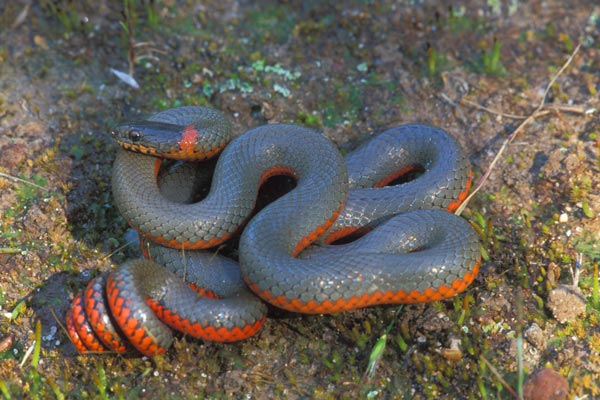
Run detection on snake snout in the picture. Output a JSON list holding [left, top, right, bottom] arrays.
[[111, 125, 140, 143]]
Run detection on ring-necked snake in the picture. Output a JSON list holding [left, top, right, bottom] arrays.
[[66, 106, 481, 356]]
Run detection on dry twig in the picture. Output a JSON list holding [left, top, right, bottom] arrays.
[[455, 43, 585, 215], [0, 172, 49, 191]]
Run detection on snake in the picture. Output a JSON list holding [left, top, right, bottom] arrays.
[[66, 106, 481, 356]]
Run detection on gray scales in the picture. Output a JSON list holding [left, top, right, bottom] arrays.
[[105, 106, 479, 345]]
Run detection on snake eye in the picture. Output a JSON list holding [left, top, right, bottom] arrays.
[[129, 130, 142, 142]]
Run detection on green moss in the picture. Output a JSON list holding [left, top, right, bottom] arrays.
[[296, 111, 322, 128]]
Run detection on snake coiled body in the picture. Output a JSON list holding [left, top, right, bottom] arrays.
[[66, 106, 481, 356]]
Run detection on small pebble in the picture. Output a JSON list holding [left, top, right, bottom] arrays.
[[547, 284, 586, 323], [523, 368, 568, 400], [524, 323, 545, 349]]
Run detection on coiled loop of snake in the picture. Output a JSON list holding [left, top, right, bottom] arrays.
[[66, 106, 480, 356]]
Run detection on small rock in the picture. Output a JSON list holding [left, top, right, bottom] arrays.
[[438, 337, 462, 361], [261, 101, 274, 120], [523, 368, 568, 400], [524, 323, 546, 349], [547, 284, 586, 323]]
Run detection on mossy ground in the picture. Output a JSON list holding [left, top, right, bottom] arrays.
[[0, 1, 599, 398]]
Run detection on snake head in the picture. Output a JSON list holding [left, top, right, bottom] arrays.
[[111, 121, 185, 157], [111, 126, 142, 142]]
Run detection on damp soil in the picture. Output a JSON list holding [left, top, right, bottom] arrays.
[[1, 1, 599, 399]]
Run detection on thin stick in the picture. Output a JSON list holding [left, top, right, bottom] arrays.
[[458, 98, 528, 120], [0, 172, 49, 191], [480, 355, 520, 399], [455, 43, 583, 215], [539, 43, 582, 111], [457, 98, 588, 120], [102, 240, 135, 261]]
